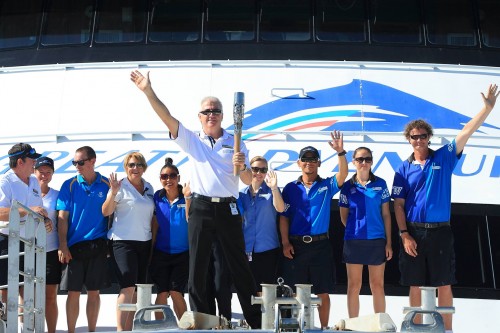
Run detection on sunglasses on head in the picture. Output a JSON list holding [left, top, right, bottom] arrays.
[[160, 173, 178, 180], [251, 166, 268, 174], [72, 158, 90, 166], [127, 162, 145, 169], [300, 157, 319, 163], [354, 156, 373, 163], [9, 148, 36, 158], [199, 109, 222, 116], [410, 133, 429, 140]]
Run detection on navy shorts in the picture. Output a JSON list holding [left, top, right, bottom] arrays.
[[149, 249, 189, 294], [249, 247, 280, 291], [0, 234, 24, 285], [399, 225, 456, 286], [46, 250, 62, 285], [111, 240, 151, 289], [60, 239, 110, 292], [281, 239, 335, 294], [343, 238, 387, 265]]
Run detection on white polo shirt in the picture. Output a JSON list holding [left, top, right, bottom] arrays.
[[42, 188, 59, 252], [175, 122, 249, 198], [107, 177, 155, 241], [0, 170, 43, 236]]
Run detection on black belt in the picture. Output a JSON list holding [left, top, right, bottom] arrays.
[[408, 222, 450, 229], [289, 233, 329, 244], [193, 193, 236, 203]]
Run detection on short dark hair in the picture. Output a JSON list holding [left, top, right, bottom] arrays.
[[403, 119, 434, 140], [75, 146, 96, 160]]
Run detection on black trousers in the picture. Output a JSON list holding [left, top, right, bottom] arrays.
[[188, 197, 261, 328], [206, 238, 232, 320]]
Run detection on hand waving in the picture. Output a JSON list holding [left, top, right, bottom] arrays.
[[328, 130, 344, 153], [130, 70, 151, 92], [109, 172, 122, 195]]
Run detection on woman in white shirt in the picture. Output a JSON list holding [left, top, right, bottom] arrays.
[[102, 152, 155, 331]]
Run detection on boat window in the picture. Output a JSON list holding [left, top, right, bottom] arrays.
[[0, 1, 42, 49], [477, 0, 500, 48], [425, 0, 477, 47], [259, 0, 311, 42], [94, 0, 147, 44], [204, 0, 255, 42], [149, 0, 201, 42], [315, 0, 366, 42], [370, 0, 422, 44]]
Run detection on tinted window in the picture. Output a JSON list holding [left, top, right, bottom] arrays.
[[41, 0, 94, 46], [477, 0, 500, 48], [370, 0, 422, 44], [149, 0, 200, 42], [94, 0, 147, 43], [0, 1, 42, 49], [425, 0, 477, 47], [204, 0, 255, 41], [315, 0, 366, 42], [260, 0, 311, 41]]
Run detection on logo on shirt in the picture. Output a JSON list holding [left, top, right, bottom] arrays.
[[339, 193, 348, 204], [259, 193, 271, 200], [32, 189, 40, 197], [432, 165, 441, 170], [381, 188, 390, 200], [98, 192, 105, 198], [283, 203, 290, 212], [392, 186, 403, 196], [447, 143, 454, 152], [317, 186, 328, 193]]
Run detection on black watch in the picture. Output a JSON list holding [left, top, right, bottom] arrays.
[[399, 229, 408, 236], [338, 150, 347, 157]]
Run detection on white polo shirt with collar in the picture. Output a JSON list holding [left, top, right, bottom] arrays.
[[175, 122, 249, 198]]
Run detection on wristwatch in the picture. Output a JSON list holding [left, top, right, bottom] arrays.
[[399, 229, 408, 236], [338, 150, 347, 157]]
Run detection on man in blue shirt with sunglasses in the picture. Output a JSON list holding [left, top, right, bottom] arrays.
[[279, 131, 348, 329], [392, 84, 499, 332]]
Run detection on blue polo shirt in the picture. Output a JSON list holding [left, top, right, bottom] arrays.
[[339, 176, 390, 240], [281, 175, 340, 236], [391, 140, 461, 223], [238, 182, 280, 253], [56, 173, 110, 247], [153, 189, 189, 254]]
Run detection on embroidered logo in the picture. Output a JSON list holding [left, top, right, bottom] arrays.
[[339, 194, 349, 205], [447, 143, 454, 152], [381, 188, 390, 200], [98, 192, 104, 198], [392, 186, 403, 196], [283, 203, 290, 212], [317, 186, 328, 193]]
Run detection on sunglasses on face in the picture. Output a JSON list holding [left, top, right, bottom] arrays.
[[127, 162, 145, 169], [410, 133, 429, 140], [72, 158, 90, 166], [300, 157, 319, 163], [354, 156, 373, 164], [160, 173, 178, 180], [251, 166, 268, 174], [199, 109, 222, 116]]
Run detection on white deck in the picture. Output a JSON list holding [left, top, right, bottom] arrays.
[[54, 293, 500, 333]]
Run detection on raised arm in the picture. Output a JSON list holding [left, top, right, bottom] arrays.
[[455, 84, 499, 154], [328, 130, 348, 187], [130, 70, 180, 138], [265, 169, 285, 213], [102, 172, 121, 217]]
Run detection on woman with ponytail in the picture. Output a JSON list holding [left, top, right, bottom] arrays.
[[338, 147, 392, 318], [149, 158, 189, 320]]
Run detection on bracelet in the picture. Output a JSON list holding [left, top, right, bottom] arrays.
[[271, 188, 279, 192], [338, 150, 347, 157], [185, 195, 193, 200], [399, 229, 408, 236]]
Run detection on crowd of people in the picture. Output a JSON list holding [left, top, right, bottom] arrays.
[[0, 76, 497, 333]]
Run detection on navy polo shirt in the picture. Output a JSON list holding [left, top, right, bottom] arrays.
[[281, 175, 340, 236], [56, 173, 110, 247], [339, 176, 390, 240], [392, 140, 461, 223], [153, 189, 189, 254]]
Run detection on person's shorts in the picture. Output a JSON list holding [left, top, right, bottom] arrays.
[[149, 249, 189, 294], [111, 239, 151, 289], [46, 249, 62, 285], [249, 247, 280, 291], [343, 238, 387, 265], [399, 225, 456, 286], [281, 238, 335, 294], [0, 233, 24, 285], [60, 239, 110, 292]]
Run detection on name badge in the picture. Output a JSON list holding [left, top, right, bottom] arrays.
[[229, 203, 238, 215]]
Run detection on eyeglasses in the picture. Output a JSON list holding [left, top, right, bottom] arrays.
[[410, 133, 429, 140], [354, 157, 373, 164], [300, 157, 319, 163], [127, 162, 145, 169], [160, 173, 178, 180], [8, 148, 36, 158], [199, 109, 222, 116], [251, 166, 268, 174], [72, 158, 90, 166]]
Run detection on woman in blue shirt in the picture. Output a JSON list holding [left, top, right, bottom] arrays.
[[149, 158, 189, 320], [238, 156, 285, 293], [338, 147, 392, 318]]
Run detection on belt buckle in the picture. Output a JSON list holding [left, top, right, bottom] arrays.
[[425, 223, 432, 228], [212, 197, 221, 203], [302, 235, 313, 243]]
